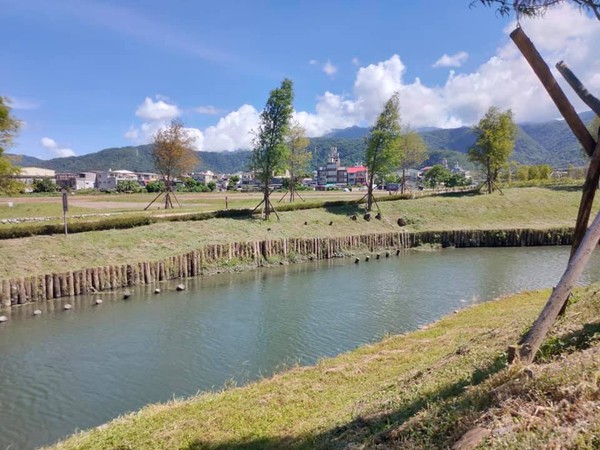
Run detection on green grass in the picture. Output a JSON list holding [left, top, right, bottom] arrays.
[[0, 186, 592, 279], [49, 284, 600, 449]]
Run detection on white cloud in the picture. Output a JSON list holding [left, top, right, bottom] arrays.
[[433, 51, 469, 68], [194, 105, 222, 115], [352, 57, 360, 66], [323, 60, 337, 76], [124, 126, 139, 140], [125, 100, 258, 152], [309, 59, 318, 65], [202, 104, 259, 151], [40, 137, 76, 157], [124, 4, 599, 151], [135, 96, 180, 121]]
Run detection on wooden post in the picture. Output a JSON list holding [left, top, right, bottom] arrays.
[[514, 210, 600, 364]]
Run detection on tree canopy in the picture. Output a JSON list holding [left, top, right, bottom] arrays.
[[0, 97, 23, 194], [250, 78, 294, 219], [364, 92, 402, 211], [284, 120, 311, 202], [468, 106, 517, 193], [399, 128, 428, 193], [473, 0, 600, 20], [151, 120, 199, 208]]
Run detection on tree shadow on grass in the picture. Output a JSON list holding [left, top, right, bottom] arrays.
[[184, 353, 510, 450], [435, 189, 482, 198], [322, 202, 364, 217], [543, 184, 583, 192], [536, 321, 600, 362]]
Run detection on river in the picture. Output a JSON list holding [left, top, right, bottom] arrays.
[[1, 246, 599, 449]]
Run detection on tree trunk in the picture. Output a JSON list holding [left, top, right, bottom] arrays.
[[401, 167, 406, 194], [290, 171, 295, 203], [263, 183, 270, 220], [486, 159, 493, 194], [367, 172, 374, 211]]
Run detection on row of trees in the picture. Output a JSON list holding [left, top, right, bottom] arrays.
[[0, 85, 520, 208]]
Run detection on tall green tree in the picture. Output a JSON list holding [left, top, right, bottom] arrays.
[[468, 106, 517, 194], [364, 93, 402, 211], [250, 79, 294, 219], [0, 97, 23, 194], [284, 120, 311, 202], [399, 128, 428, 194]]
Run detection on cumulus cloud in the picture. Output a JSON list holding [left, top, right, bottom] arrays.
[[125, 4, 599, 151], [41, 137, 76, 157], [323, 60, 337, 76], [296, 3, 600, 133], [125, 99, 258, 152], [202, 104, 259, 151], [194, 105, 222, 115], [135, 96, 180, 121], [433, 51, 469, 68]]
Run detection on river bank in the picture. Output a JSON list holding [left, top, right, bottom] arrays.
[[49, 282, 600, 449], [0, 186, 591, 310]]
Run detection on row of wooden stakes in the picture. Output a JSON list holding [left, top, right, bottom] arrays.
[[0, 227, 573, 309]]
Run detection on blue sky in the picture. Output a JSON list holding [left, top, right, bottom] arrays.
[[2, 1, 599, 159]]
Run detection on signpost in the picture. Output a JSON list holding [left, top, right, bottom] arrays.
[[61, 189, 68, 236]]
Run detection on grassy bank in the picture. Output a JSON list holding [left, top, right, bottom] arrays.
[[0, 187, 593, 280], [50, 284, 600, 449]]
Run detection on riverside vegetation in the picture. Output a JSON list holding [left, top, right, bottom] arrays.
[[1, 184, 598, 448]]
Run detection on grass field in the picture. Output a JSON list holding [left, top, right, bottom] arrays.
[[0, 186, 592, 280], [0, 190, 368, 220], [50, 283, 600, 449]]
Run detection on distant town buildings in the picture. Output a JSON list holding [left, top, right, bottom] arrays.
[[13, 147, 372, 193], [316, 147, 368, 189]]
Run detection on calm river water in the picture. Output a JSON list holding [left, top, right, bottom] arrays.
[[1, 246, 599, 449]]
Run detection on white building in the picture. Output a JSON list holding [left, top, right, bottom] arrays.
[[55, 172, 97, 190], [192, 171, 215, 184], [96, 169, 138, 190]]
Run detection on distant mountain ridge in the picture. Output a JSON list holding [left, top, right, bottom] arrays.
[[10, 111, 596, 174]]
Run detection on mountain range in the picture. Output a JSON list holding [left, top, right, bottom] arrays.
[[10, 111, 596, 174]]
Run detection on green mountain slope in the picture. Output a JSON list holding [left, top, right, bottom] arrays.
[[10, 111, 597, 173]]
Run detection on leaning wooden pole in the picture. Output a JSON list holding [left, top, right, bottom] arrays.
[[570, 138, 600, 258], [511, 25, 599, 314], [510, 27, 596, 154], [556, 61, 600, 118], [514, 210, 600, 364]]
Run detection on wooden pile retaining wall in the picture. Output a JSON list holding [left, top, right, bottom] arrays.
[[0, 227, 573, 309]]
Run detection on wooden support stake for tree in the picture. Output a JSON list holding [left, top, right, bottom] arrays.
[[570, 139, 600, 257], [556, 61, 600, 119], [514, 209, 600, 364], [510, 27, 596, 154]]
